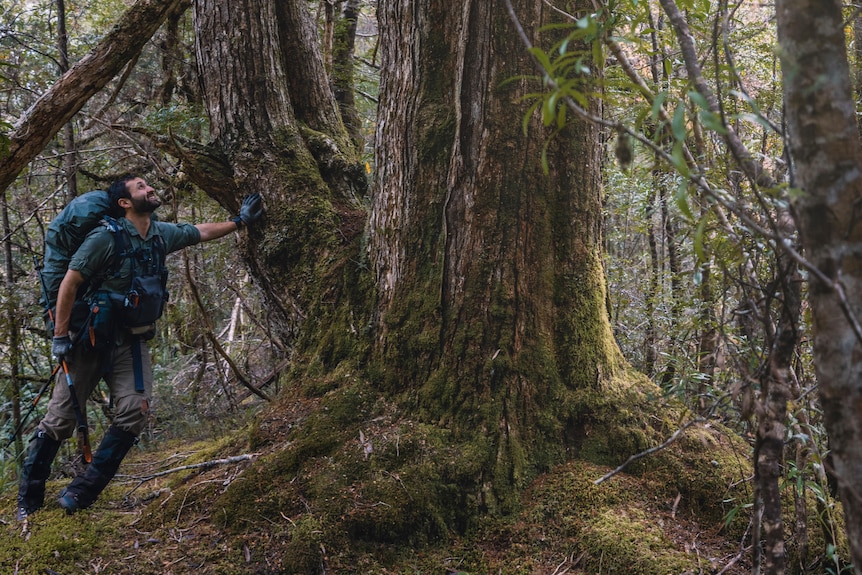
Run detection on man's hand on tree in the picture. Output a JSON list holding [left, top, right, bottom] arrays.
[[235, 193, 264, 228]]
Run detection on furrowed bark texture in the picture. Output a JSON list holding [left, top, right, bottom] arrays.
[[371, 0, 625, 508], [193, 0, 361, 343], [0, 0, 184, 194], [777, 0, 862, 568], [331, 0, 364, 150], [274, 0, 348, 140]]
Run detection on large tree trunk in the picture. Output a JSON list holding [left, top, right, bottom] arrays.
[[192, 0, 365, 343], [184, 2, 744, 568], [777, 0, 862, 569], [370, 0, 629, 510], [194, 0, 644, 522]]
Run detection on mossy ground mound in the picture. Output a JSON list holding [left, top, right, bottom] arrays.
[[0, 375, 766, 575]]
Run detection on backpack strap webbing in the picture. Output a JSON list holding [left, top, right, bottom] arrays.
[[130, 336, 145, 393]]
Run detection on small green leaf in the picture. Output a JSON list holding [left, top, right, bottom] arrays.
[[672, 101, 687, 142], [675, 179, 694, 221], [557, 102, 568, 129], [543, 93, 558, 126], [699, 110, 729, 134], [528, 47, 552, 72], [523, 99, 542, 135], [737, 112, 774, 133], [651, 91, 667, 123], [688, 90, 711, 111], [593, 39, 605, 69]]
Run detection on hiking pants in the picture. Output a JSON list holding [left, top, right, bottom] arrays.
[[39, 336, 153, 441]]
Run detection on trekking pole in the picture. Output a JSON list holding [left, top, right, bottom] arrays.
[[3, 364, 61, 452], [34, 256, 92, 464], [60, 359, 92, 464]]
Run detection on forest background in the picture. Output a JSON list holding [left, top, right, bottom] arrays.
[[1, 0, 861, 574]]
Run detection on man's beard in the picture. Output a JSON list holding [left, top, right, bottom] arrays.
[[131, 194, 161, 213]]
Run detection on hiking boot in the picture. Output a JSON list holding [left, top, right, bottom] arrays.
[[16, 506, 31, 522], [17, 429, 62, 518], [57, 488, 83, 515]]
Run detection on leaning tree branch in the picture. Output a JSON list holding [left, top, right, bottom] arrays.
[[0, 0, 186, 194]]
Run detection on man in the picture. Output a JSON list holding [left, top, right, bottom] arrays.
[[17, 175, 263, 520]]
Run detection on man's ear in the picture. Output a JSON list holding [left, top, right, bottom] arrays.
[[118, 197, 132, 209]]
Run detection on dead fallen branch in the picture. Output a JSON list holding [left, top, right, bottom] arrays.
[[123, 453, 259, 485], [593, 418, 705, 485]]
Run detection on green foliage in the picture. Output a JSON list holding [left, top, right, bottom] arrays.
[[145, 104, 208, 137]]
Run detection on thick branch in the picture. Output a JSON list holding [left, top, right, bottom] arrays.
[[0, 0, 186, 194]]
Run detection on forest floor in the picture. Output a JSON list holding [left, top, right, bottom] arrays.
[[1, 416, 756, 575]]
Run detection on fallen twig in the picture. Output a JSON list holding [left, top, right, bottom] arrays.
[[123, 453, 259, 486], [593, 418, 704, 484]]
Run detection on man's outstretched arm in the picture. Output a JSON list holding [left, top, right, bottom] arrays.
[[196, 193, 264, 243]]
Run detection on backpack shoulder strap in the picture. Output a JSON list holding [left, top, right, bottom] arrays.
[[153, 233, 167, 272], [100, 216, 133, 278]]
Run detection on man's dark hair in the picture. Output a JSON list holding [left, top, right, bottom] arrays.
[[107, 175, 138, 218]]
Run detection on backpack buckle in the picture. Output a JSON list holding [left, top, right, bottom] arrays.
[[125, 290, 140, 309]]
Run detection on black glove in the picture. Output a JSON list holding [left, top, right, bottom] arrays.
[[52, 335, 73, 362], [235, 193, 264, 228]]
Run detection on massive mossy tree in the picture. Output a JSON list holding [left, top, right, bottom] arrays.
[[191, 0, 653, 515], [368, 0, 634, 509], [1, 0, 731, 562]]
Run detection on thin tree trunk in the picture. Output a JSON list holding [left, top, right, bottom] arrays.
[[56, 0, 78, 201], [754, 256, 800, 575], [777, 0, 862, 569], [158, 2, 187, 107], [2, 190, 22, 456], [331, 0, 364, 150], [644, 179, 659, 377], [659, 178, 681, 386]]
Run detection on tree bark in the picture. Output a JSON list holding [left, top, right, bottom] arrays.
[[56, 0, 78, 201], [371, 0, 627, 509], [1, 190, 22, 456], [777, 0, 862, 569], [644, 177, 659, 377], [753, 257, 800, 575], [0, 0, 185, 194], [331, 0, 365, 150], [192, 0, 364, 343]]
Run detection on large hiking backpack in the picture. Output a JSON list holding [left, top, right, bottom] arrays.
[[40, 190, 112, 308]]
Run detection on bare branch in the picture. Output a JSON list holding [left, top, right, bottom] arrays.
[[122, 453, 259, 484], [593, 418, 706, 484]]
